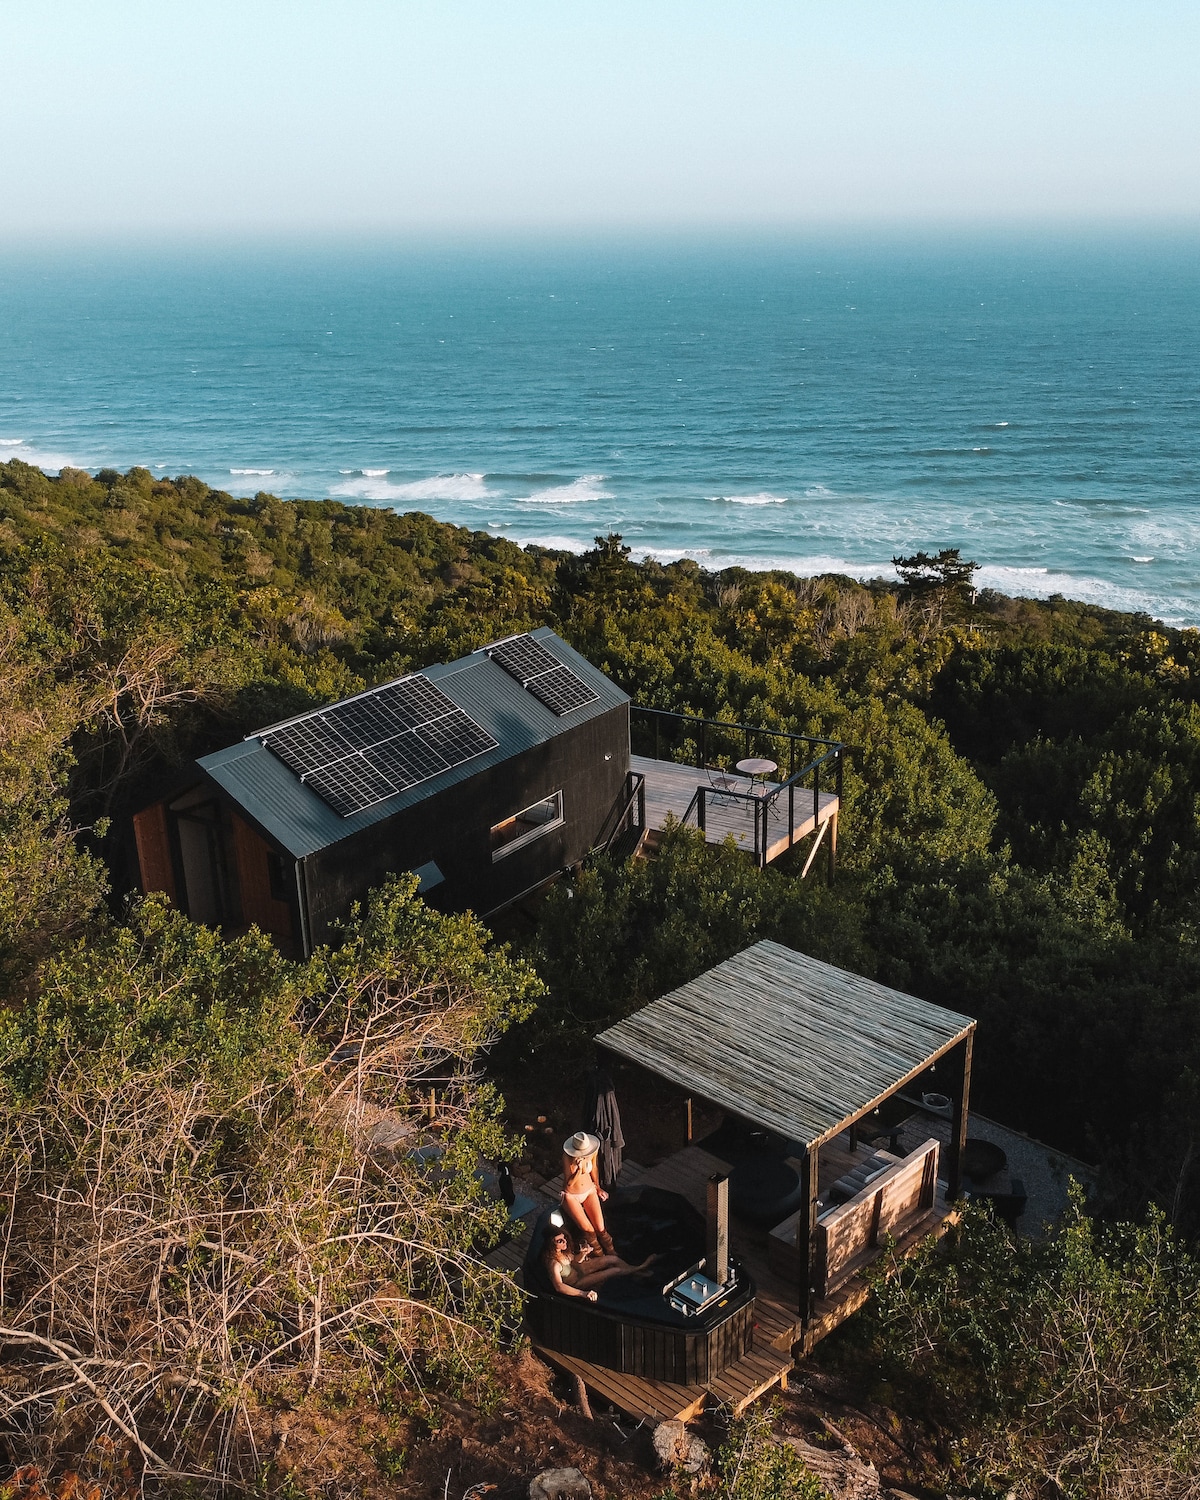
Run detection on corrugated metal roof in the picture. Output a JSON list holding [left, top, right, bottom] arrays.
[[596, 940, 974, 1149], [199, 628, 628, 858]]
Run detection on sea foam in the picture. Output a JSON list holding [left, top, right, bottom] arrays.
[[711, 492, 789, 506], [331, 472, 494, 503], [0, 439, 80, 471], [516, 474, 613, 505]]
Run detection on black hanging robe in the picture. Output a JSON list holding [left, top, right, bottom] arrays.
[[583, 1068, 625, 1190]]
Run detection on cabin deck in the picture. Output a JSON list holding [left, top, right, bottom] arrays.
[[484, 1119, 955, 1421], [631, 754, 838, 866]]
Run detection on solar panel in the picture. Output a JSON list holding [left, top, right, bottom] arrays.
[[420, 708, 499, 765], [258, 671, 498, 817], [526, 664, 599, 716], [305, 756, 399, 818], [262, 715, 358, 779], [487, 635, 599, 717], [370, 730, 450, 789], [489, 634, 560, 685]]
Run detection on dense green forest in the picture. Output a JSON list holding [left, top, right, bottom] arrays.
[[2, 458, 1200, 1496]]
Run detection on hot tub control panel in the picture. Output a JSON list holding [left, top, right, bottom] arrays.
[[664, 1259, 738, 1317]]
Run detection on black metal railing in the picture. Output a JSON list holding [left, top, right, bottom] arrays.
[[632, 706, 848, 873], [593, 769, 647, 857]]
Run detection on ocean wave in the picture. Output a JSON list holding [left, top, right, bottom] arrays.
[[804, 484, 835, 498], [0, 439, 80, 471], [507, 532, 590, 554], [974, 563, 1188, 618], [230, 468, 275, 476], [711, 491, 789, 506], [331, 472, 493, 503], [516, 474, 613, 505], [1130, 555, 1155, 563], [633, 546, 893, 580]]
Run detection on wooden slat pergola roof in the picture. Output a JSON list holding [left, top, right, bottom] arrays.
[[596, 941, 974, 1149]]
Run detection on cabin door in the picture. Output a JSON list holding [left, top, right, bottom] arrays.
[[167, 789, 239, 928]]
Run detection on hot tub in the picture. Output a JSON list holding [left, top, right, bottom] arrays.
[[523, 1185, 756, 1383]]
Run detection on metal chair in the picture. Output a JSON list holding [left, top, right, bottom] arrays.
[[706, 765, 744, 805]]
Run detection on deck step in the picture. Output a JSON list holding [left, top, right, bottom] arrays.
[[532, 1340, 791, 1425], [606, 824, 647, 862]]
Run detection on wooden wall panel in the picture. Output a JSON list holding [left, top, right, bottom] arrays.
[[132, 803, 176, 902], [230, 815, 294, 949]]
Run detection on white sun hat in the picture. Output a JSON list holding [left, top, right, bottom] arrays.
[[563, 1131, 601, 1159]]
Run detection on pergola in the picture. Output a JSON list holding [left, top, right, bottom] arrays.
[[596, 940, 975, 1330]]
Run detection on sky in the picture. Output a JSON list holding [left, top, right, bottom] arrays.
[[1, 1, 1198, 238]]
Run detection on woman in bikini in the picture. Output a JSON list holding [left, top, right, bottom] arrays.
[[542, 1226, 655, 1301], [559, 1132, 613, 1254]]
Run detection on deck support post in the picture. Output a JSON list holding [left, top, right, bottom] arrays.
[[798, 1142, 820, 1336], [946, 1030, 974, 1203], [827, 810, 838, 884]]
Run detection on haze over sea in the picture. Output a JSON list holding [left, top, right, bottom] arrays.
[[2, 236, 1198, 621]]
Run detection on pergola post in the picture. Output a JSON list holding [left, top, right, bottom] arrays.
[[946, 1028, 974, 1202], [798, 1142, 820, 1331]]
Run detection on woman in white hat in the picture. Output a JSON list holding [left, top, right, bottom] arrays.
[[560, 1131, 614, 1255]]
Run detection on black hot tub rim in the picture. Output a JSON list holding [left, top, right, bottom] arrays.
[[522, 1185, 757, 1382]]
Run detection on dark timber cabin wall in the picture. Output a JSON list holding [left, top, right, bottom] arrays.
[[303, 703, 628, 946]]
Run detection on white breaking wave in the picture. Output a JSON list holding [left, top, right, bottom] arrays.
[[974, 564, 1189, 620], [516, 474, 613, 505], [1131, 555, 1154, 563], [331, 472, 493, 503], [230, 468, 275, 476], [711, 491, 789, 506], [804, 484, 835, 498], [0, 438, 79, 470], [507, 532, 590, 554]]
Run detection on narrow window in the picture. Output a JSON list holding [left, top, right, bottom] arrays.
[[491, 791, 564, 861], [266, 850, 290, 903]]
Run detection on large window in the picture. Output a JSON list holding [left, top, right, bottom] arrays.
[[491, 790, 564, 861]]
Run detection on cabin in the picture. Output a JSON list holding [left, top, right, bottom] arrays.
[[489, 940, 975, 1424], [130, 627, 852, 954], [131, 629, 630, 954]]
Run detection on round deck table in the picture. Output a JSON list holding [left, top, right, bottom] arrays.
[[735, 756, 778, 783]]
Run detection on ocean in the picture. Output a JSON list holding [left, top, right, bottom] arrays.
[[1, 235, 1198, 622]]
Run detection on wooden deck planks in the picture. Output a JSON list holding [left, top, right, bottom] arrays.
[[533, 1339, 791, 1424], [631, 754, 837, 865], [532, 1344, 708, 1424]]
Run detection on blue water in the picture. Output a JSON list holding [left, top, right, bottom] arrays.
[[2, 236, 1199, 621]]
